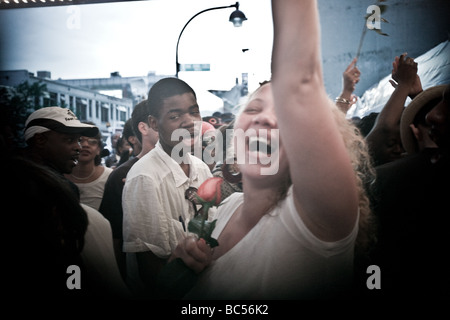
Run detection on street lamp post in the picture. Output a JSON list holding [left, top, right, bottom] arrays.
[[175, 2, 247, 78]]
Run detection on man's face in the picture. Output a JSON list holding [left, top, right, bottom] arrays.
[[41, 131, 81, 174], [150, 92, 202, 155]]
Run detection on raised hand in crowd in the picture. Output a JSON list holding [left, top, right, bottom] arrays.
[[336, 57, 361, 113], [389, 53, 423, 98], [365, 53, 421, 166]]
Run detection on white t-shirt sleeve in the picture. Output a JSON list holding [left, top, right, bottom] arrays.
[[281, 188, 359, 257]]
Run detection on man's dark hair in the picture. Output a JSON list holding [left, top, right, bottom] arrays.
[[122, 118, 135, 142], [147, 77, 196, 118], [131, 100, 149, 144], [353, 112, 379, 137]]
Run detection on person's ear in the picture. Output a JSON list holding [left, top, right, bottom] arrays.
[[33, 132, 48, 148], [138, 121, 148, 136]]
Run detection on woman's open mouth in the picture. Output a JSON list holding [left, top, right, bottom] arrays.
[[248, 136, 274, 155]]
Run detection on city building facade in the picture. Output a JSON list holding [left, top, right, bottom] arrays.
[[1, 69, 134, 140]]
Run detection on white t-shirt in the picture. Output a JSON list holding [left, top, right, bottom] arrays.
[[80, 203, 131, 298], [76, 166, 113, 211], [122, 142, 213, 258], [184, 187, 359, 300]]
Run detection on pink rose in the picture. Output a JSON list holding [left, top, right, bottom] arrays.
[[196, 177, 223, 206], [188, 177, 224, 248]]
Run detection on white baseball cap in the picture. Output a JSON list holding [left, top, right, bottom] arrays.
[[24, 106, 99, 141]]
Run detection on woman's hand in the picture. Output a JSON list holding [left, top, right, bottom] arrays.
[[342, 57, 361, 94], [170, 236, 213, 274]]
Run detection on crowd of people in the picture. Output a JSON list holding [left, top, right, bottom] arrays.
[[2, 0, 449, 300]]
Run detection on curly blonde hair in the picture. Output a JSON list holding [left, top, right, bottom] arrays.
[[329, 101, 377, 257]]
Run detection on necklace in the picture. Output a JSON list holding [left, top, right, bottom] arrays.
[[71, 166, 96, 181]]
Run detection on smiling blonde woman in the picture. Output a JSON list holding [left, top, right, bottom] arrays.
[[169, 0, 376, 300]]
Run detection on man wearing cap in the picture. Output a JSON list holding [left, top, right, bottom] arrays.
[[23, 106, 131, 298], [24, 107, 98, 182], [368, 84, 450, 299]]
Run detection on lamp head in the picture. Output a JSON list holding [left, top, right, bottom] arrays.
[[229, 2, 247, 27]]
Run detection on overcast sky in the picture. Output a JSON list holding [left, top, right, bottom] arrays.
[[0, 0, 273, 112]]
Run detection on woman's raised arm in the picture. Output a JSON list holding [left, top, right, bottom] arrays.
[[271, 0, 359, 241]]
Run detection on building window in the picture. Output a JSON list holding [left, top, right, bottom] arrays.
[[49, 92, 57, 106], [76, 97, 88, 120], [43, 96, 50, 107], [101, 105, 109, 123], [96, 101, 100, 118], [88, 100, 93, 118], [69, 96, 74, 109], [117, 106, 128, 121], [60, 95, 67, 108], [120, 111, 127, 122]]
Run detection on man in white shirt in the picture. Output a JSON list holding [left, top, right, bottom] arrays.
[[122, 78, 213, 298]]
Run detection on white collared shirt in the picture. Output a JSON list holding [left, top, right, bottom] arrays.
[[122, 141, 213, 258]]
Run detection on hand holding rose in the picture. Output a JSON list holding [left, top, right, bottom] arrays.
[[171, 237, 213, 274]]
